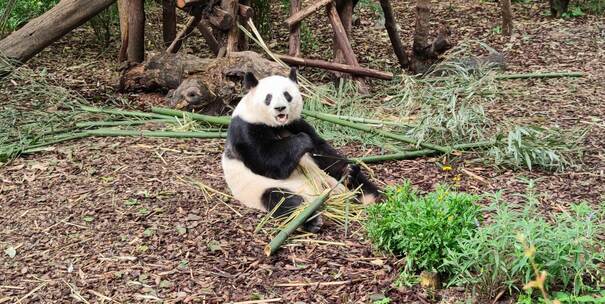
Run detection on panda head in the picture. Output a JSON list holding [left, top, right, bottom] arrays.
[[238, 68, 303, 127]]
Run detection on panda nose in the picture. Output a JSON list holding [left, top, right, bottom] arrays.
[[274, 106, 286, 112]]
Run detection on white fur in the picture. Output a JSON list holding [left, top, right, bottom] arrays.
[[233, 75, 303, 126], [222, 153, 344, 211]]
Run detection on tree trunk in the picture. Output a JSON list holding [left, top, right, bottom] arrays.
[[221, 0, 239, 54], [328, 1, 367, 93], [237, 0, 251, 51], [119, 51, 287, 114], [127, 0, 145, 63], [288, 0, 302, 57], [0, 0, 115, 64], [500, 0, 513, 36], [413, 0, 430, 56], [198, 20, 221, 55], [549, 0, 570, 17], [167, 8, 203, 53], [379, 0, 409, 68], [411, 0, 451, 74], [117, 0, 129, 62], [163, 0, 177, 46]]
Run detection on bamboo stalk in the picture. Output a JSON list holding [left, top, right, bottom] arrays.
[[151, 107, 231, 126], [494, 71, 584, 80], [1, 132, 91, 158], [352, 141, 495, 163], [303, 110, 451, 154], [86, 129, 226, 138], [80, 105, 171, 120], [76, 119, 176, 128], [264, 177, 344, 256], [315, 112, 411, 127]]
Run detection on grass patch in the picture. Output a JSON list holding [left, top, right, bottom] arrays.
[[365, 181, 482, 276], [445, 187, 605, 301]]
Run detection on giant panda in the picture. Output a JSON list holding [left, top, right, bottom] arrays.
[[221, 68, 382, 232]]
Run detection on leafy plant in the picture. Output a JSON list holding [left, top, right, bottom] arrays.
[[445, 190, 605, 300], [251, 0, 272, 37], [487, 126, 586, 171], [0, 0, 58, 36], [88, 3, 119, 46], [562, 5, 585, 18], [365, 181, 481, 274], [576, 0, 605, 15]]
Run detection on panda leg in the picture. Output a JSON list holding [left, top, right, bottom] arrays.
[[261, 188, 323, 233], [346, 164, 384, 204]]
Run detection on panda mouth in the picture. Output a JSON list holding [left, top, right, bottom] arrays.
[[276, 113, 289, 123]]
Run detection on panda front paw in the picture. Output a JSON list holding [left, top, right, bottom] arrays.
[[296, 132, 314, 151], [303, 214, 323, 233]]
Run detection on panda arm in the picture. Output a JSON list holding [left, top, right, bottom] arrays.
[[236, 125, 313, 179], [286, 119, 349, 179]]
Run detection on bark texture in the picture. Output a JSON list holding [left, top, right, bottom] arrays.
[[127, 0, 145, 63], [119, 51, 287, 115]]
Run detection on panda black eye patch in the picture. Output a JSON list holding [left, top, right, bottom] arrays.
[[283, 91, 292, 102], [264, 94, 272, 105]]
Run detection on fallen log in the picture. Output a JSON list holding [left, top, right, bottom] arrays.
[[0, 0, 115, 64], [278, 55, 393, 80], [285, 0, 332, 27], [119, 51, 287, 115]]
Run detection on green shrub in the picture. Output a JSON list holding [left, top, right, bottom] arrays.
[[445, 191, 605, 300], [365, 181, 481, 274], [0, 0, 59, 36]]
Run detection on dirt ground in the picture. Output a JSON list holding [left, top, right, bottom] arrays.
[[1, 1, 604, 303]]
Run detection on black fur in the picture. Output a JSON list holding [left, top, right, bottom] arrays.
[[261, 188, 322, 232], [244, 72, 259, 89], [284, 119, 381, 199], [289, 67, 298, 83], [226, 116, 314, 179]]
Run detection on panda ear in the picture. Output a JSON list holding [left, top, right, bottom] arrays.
[[243, 72, 258, 89], [288, 67, 298, 84]]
